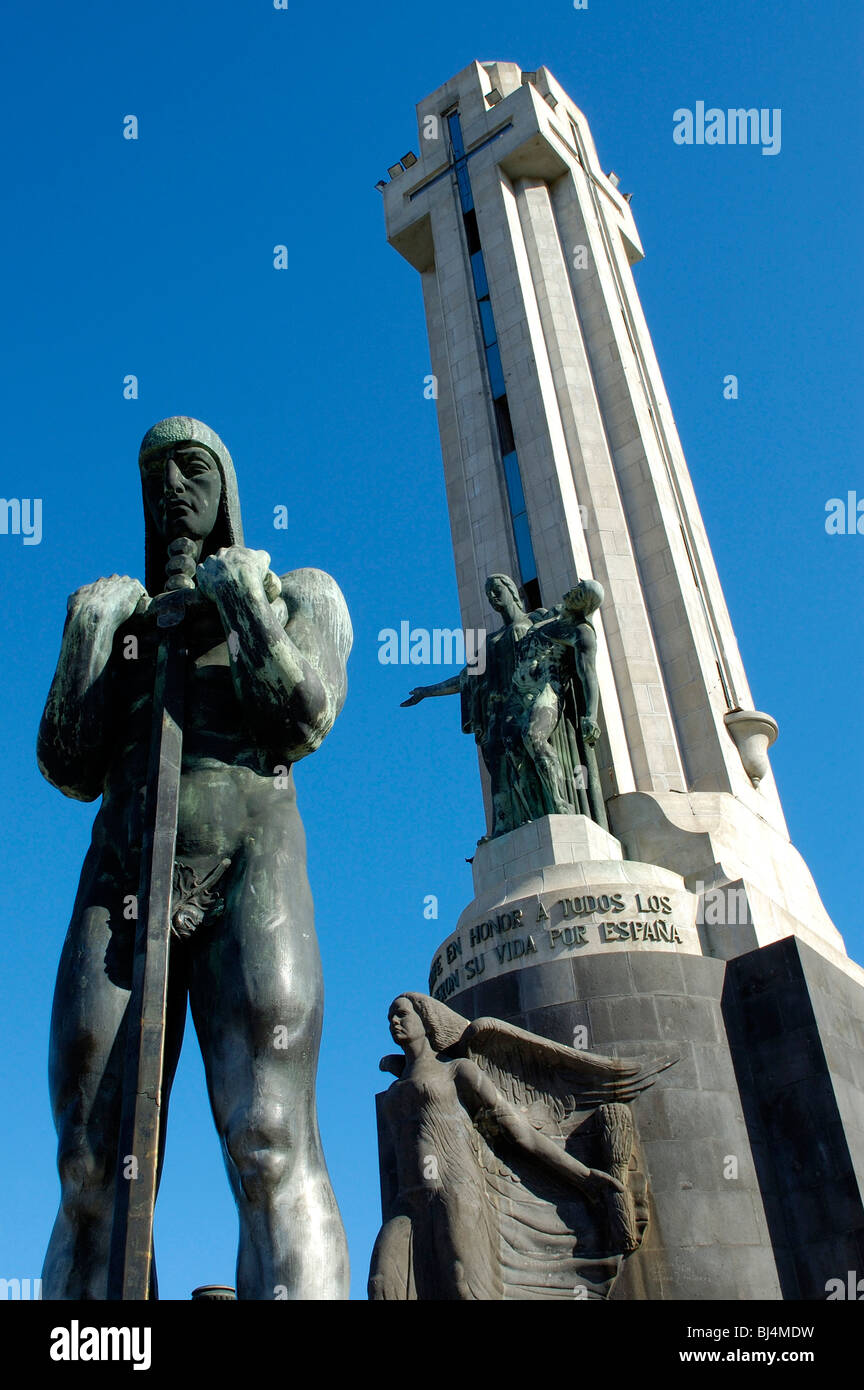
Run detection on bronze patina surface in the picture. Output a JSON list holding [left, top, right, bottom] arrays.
[[38, 417, 351, 1300]]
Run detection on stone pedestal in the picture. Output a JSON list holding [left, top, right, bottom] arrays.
[[427, 816, 864, 1300], [428, 816, 700, 1004]]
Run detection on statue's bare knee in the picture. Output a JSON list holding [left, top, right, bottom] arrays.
[[56, 1122, 115, 1225], [224, 1114, 297, 1208]]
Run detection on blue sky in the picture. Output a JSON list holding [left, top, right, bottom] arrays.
[[0, 0, 861, 1299]]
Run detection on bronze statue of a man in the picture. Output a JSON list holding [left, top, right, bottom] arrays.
[[37, 417, 351, 1299]]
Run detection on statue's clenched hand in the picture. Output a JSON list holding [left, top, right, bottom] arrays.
[[579, 1167, 628, 1203], [67, 574, 147, 627], [581, 716, 601, 747], [196, 546, 281, 602]]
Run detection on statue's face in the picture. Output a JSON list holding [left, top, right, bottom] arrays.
[[388, 997, 425, 1046], [563, 582, 587, 613], [486, 577, 514, 613], [142, 443, 222, 544]]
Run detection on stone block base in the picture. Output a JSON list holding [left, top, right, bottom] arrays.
[[436, 936, 864, 1299]]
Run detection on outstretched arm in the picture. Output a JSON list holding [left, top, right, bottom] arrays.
[[454, 1059, 624, 1199], [37, 575, 145, 800], [401, 671, 464, 706]]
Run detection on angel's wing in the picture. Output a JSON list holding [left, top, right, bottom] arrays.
[[379, 1054, 404, 1078], [459, 1015, 674, 1127], [466, 1089, 642, 1300], [458, 1019, 665, 1295]]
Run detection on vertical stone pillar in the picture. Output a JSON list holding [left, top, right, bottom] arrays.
[[381, 55, 853, 968]]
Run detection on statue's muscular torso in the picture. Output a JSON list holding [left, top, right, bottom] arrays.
[[93, 589, 305, 889]]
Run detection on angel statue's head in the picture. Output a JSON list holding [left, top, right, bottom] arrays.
[[485, 572, 526, 619], [386, 993, 468, 1059]]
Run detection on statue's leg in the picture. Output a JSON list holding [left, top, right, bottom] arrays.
[[368, 1215, 413, 1300], [584, 742, 609, 830], [42, 871, 187, 1299], [488, 748, 515, 837], [188, 837, 350, 1301], [523, 698, 570, 814], [431, 1189, 501, 1300]]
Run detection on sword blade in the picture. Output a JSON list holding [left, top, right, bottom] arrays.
[[107, 620, 185, 1300]]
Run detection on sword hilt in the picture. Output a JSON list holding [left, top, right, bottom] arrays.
[[134, 539, 281, 628]]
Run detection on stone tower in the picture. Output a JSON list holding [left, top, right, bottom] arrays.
[[379, 61, 864, 1299]]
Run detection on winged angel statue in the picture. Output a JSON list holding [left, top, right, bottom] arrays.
[[369, 993, 672, 1300]]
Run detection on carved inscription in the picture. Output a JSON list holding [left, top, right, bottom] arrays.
[[429, 891, 685, 999]]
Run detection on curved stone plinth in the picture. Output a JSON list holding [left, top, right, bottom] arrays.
[[427, 815, 699, 1003]]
